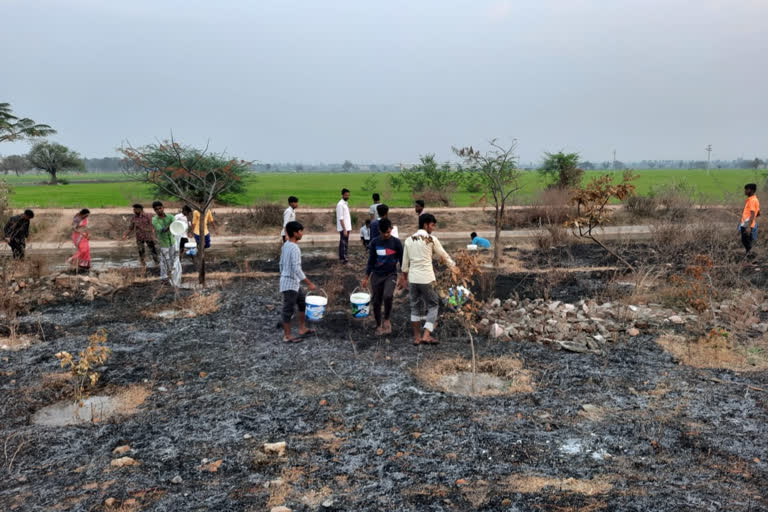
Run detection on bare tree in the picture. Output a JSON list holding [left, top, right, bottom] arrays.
[[453, 139, 522, 267], [120, 137, 251, 285]]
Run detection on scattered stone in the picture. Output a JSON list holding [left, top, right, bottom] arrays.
[[668, 315, 684, 324], [490, 323, 504, 339], [200, 459, 223, 472], [628, 328, 640, 337], [171, 475, 183, 484], [322, 498, 334, 508], [112, 445, 131, 455], [157, 386, 168, 392], [556, 340, 591, 353], [110, 457, 139, 468], [243, 433, 253, 440], [105, 497, 118, 508], [270, 507, 291, 512], [268, 478, 285, 488], [491, 298, 501, 308], [264, 441, 287, 456]]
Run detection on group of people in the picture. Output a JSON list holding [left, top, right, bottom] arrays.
[[280, 190, 459, 345], [120, 202, 215, 286]]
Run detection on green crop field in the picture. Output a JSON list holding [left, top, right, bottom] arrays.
[[5, 169, 765, 208]]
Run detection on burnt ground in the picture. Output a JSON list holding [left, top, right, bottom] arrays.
[[1, 256, 768, 511]]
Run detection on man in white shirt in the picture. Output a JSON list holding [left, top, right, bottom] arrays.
[[369, 193, 381, 220], [281, 196, 298, 243], [336, 188, 352, 263], [399, 213, 457, 345]]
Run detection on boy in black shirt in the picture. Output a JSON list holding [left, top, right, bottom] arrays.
[[3, 209, 34, 260], [361, 218, 403, 335]]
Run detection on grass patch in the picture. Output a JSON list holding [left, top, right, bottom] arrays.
[[656, 332, 768, 371], [413, 356, 533, 396], [502, 474, 614, 495], [8, 169, 764, 208]]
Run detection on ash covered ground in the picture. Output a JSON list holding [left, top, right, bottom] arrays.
[[1, 252, 767, 511]]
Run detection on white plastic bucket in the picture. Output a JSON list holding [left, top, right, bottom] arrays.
[[467, 244, 478, 251], [305, 290, 328, 321], [170, 220, 187, 237], [184, 241, 197, 256], [350, 289, 371, 318]]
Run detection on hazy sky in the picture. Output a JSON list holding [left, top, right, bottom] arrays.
[[2, 0, 766, 164]]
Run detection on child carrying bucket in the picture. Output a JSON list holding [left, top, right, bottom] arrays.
[[279, 221, 317, 343]]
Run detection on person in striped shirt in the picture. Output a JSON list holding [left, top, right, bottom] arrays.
[[279, 221, 316, 343]]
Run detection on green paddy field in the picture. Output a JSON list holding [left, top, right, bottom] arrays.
[[5, 169, 764, 208]]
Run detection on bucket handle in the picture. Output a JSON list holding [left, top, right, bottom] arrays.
[[307, 288, 327, 299]]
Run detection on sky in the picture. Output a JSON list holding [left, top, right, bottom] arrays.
[[1, 0, 766, 164]]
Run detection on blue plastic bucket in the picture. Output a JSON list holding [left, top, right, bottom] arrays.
[[305, 292, 328, 321], [350, 291, 371, 318]]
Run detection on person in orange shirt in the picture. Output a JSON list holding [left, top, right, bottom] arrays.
[[740, 183, 760, 256]]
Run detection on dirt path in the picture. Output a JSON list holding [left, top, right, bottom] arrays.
[[1, 225, 658, 255]]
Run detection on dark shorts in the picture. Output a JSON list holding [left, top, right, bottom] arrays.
[[281, 288, 306, 324], [194, 234, 211, 249]]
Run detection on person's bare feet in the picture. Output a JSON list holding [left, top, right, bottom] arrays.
[[382, 320, 392, 334], [375, 325, 385, 335], [422, 331, 438, 344], [413, 336, 421, 346]]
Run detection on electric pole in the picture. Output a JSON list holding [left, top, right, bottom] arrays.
[[612, 149, 616, 170], [705, 144, 712, 174]]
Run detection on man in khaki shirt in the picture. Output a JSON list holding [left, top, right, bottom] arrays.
[[399, 213, 456, 345]]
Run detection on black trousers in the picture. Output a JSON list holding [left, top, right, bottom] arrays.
[[371, 272, 397, 326], [9, 240, 25, 260], [338, 231, 349, 261], [741, 227, 754, 254], [137, 239, 159, 264], [281, 288, 307, 324]]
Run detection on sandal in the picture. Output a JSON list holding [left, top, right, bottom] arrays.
[[283, 336, 303, 343], [413, 339, 421, 346], [423, 338, 439, 345], [298, 329, 316, 337]]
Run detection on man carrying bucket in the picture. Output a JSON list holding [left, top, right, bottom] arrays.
[[151, 201, 182, 287], [361, 218, 403, 335], [400, 213, 457, 345], [280, 221, 317, 343]]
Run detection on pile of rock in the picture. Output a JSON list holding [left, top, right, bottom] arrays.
[[477, 297, 693, 353]]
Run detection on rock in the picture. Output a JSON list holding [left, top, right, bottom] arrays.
[[563, 304, 576, 314], [270, 507, 291, 512], [110, 457, 139, 468], [105, 497, 118, 508], [490, 298, 501, 308], [200, 459, 223, 472], [84, 286, 96, 301], [628, 328, 640, 337], [756, 323, 768, 333], [268, 478, 285, 488], [243, 433, 253, 440], [322, 498, 334, 508], [668, 315, 684, 324], [556, 340, 590, 353], [264, 441, 287, 456], [112, 445, 131, 455], [628, 305, 639, 312], [592, 334, 606, 344], [171, 475, 183, 484], [157, 386, 168, 392], [490, 323, 504, 339]]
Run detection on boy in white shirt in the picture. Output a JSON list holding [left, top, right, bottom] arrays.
[[400, 213, 457, 345], [281, 196, 298, 243], [360, 219, 371, 248]]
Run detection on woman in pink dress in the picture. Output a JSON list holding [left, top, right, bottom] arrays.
[[68, 208, 91, 270]]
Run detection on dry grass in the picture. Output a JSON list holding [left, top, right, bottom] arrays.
[[656, 332, 768, 371], [413, 356, 534, 396], [142, 292, 221, 319], [115, 385, 151, 414], [502, 474, 614, 495], [0, 333, 37, 351]]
